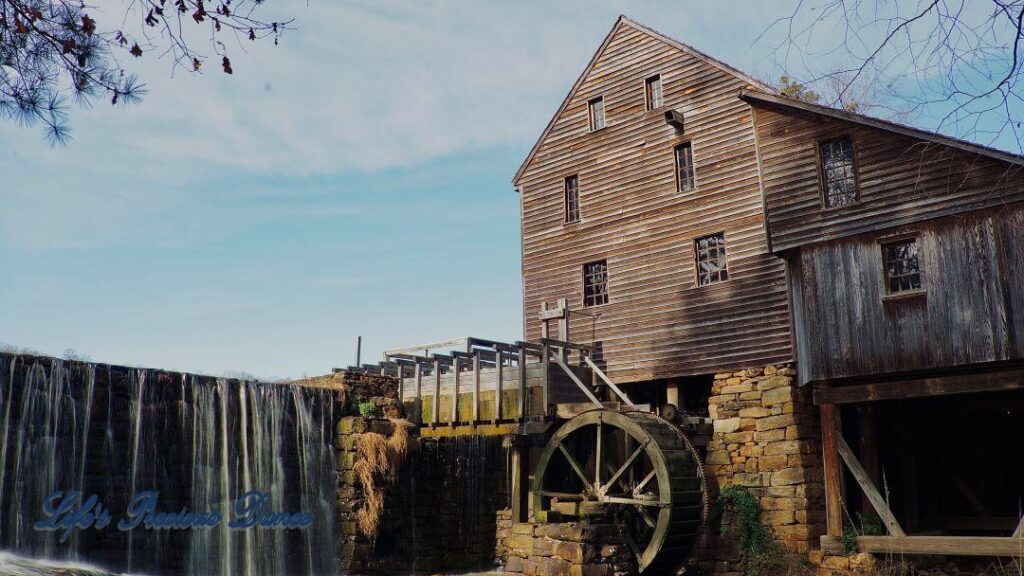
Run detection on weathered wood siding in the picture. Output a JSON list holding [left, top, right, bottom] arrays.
[[751, 104, 1024, 253], [514, 21, 792, 384], [790, 204, 1024, 383]]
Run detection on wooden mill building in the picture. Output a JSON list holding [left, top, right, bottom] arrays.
[[512, 15, 1024, 560]]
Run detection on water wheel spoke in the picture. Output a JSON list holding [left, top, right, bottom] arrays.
[[538, 490, 587, 501], [557, 442, 593, 492], [635, 469, 657, 494], [595, 418, 602, 487], [603, 438, 650, 493], [603, 495, 670, 508], [637, 506, 657, 529], [622, 531, 643, 560]]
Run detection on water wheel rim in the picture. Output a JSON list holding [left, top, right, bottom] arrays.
[[531, 410, 674, 572]]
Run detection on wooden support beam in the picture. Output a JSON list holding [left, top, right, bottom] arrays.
[[542, 343, 551, 417], [553, 356, 602, 407], [584, 356, 635, 408], [836, 433, 906, 537], [821, 404, 844, 538], [518, 348, 526, 422], [414, 362, 423, 425], [451, 356, 460, 427], [511, 443, 529, 523], [432, 359, 440, 428], [813, 368, 1024, 405], [494, 351, 503, 425], [472, 351, 481, 426], [538, 338, 592, 352], [821, 535, 1024, 557]]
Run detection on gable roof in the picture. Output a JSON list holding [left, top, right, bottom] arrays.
[[512, 16, 777, 186], [739, 89, 1024, 167]]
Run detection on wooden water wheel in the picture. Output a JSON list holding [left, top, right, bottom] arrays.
[[531, 410, 706, 574]]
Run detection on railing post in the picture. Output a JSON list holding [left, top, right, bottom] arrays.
[[472, 351, 480, 427], [432, 359, 440, 428], [542, 342, 551, 419], [413, 362, 423, 425], [451, 356, 460, 427], [494, 351, 503, 424], [517, 347, 526, 422]]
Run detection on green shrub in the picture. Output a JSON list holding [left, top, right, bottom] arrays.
[[841, 512, 884, 554], [358, 400, 381, 419]]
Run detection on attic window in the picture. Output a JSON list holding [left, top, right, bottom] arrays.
[[819, 136, 859, 207], [882, 237, 923, 294], [583, 260, 609, 307], [588, 97, 606, 131], [645, 75, 663, 110]]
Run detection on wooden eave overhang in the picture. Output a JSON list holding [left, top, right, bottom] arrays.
[[739, 89, 1024, 167]]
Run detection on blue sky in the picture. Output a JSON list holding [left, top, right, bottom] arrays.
[[0, 1, 1015, 379]]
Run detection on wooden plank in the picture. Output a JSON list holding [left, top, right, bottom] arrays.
[[414, 363, 423, 425], [820, 403, 843, 538], [518, 348, 526, 422], [494, 352, 503, 425], [814, 368, 1024, 405], [542, 343, 551, 417], [451, 356, 460, 426], [511, 444, 527, 522], [821, 535, 1024, 557], [432, 359, 440, 427], [836, 433, 906, 537], [473, 352, 481, 426]]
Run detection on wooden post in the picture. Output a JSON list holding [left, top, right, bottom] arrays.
[[432, 359, 440, 428], [511, 442, 529, 523], [518, 347, 526, 421], [858, 404, 880, 517], [495, 351, 503, 424], [541, 342, 551, 419], [451, 356, 460, 426], [472, 351, 481, 426], [414, 362, 423, 425], [397, 365, 404, 408], [821, 403, 843, 537]]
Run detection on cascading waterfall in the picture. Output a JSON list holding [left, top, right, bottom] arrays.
[[0, 353, 337, 576]]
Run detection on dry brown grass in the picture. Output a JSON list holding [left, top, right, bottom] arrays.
[[353, 418, 412, 537]]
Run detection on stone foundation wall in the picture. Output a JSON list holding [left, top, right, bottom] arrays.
[[502, 522, 636, 576], [809, 551, 877, 576], [699, 363, 827, 572]]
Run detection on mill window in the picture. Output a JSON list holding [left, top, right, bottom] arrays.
[[583, 260, 609, 307], [645, 75, 663, 110], [819, 136, 858, 207], [588, 97, 606, 131], [695, 233, 728, 286], [564, 176, 580, 223], [675, 142, 695, 193], [882, 237, 923, 294]]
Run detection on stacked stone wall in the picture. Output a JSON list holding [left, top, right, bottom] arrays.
[[502, 522, 636, 576], [699, 363, 827, 573]]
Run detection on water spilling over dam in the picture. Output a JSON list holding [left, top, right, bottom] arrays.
[[0, 353, 338, 576]]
